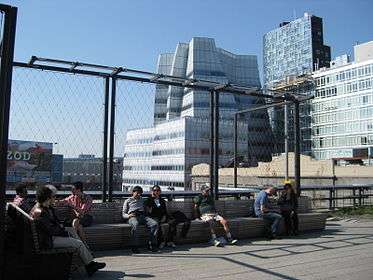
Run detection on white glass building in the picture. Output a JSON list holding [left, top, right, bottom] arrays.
[[311, 41, 373, 162], [123, 37, 272, 190]]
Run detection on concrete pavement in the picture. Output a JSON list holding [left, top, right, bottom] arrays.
[[76, 219, 373, 280]]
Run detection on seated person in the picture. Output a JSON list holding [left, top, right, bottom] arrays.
[[193, 185, 237, 247], [30, 185, 105, 277], [145, 185, 177, 249], [13, 182, 34, 213], [56, 181, 93, 246], [122, 186, 158, 253], [278, 180, 299, 236], [254, 185, 282, 239]]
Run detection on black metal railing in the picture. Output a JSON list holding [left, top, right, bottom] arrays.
[[5, 184, 373, 209]]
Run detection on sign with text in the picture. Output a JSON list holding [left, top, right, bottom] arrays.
[[7, 140, 53, 183]]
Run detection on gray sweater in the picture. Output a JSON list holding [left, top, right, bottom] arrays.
[[122, 197, 145, 219]]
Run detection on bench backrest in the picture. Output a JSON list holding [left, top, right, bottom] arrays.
[[54, 196, 312, 224], [6, 203, 41, 254]]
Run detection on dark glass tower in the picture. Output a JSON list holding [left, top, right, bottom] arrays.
[[263, 13, 331, 155]]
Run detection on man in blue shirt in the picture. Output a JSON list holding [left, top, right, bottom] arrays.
[[254, 186, 282, 239]]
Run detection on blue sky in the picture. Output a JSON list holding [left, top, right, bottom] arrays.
[[4, 0, 373, 79], [3, 0, 373, 158]]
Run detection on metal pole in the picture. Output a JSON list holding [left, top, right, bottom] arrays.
[[102, 77, 110, 202], [0, 5, 17, 279], [332, 159, 336, 208], [214, 90, 219, 200], [234, 114, 238, 189], [108, 77, 117, 202], [284, 104, 289, 180], [329, 189, 333, 210], [209, 90, 214, 198], [293, 100, 301, 196]]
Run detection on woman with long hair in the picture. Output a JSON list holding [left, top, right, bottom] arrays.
[[278, 180, 299, 236]]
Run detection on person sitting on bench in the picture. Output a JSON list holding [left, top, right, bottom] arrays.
[[56, 181, 93, 247], [254, 185, 282, 240], [278, 180, 299, 236], [30, 185, 106, 277], [13, 182, 34, 213], [122, 186, 158, 253], [193, 185, 237, 247]]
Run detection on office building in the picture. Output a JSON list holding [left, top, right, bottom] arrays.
[[311, 41, 373, 162], [63, 154, 123, 191], [123, 37, 273, 190], [263, 12, 331, 154]]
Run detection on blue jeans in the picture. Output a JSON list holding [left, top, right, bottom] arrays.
[[128, 215, 158, 247], [260, 212, 282, 235]]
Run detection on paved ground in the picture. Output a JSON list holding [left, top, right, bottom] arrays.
[[77, 220, 373, 280]]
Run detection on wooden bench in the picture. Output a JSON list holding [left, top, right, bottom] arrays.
[[55, 196, 327, 251], [5, 203, 79, 280]]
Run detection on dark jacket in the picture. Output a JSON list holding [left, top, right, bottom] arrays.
[[144, 196, 168, 221], [31, 205, 68, 249], [278, 191, 298, 212]]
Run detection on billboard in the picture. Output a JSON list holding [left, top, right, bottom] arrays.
[[7, 139, 53, 183]]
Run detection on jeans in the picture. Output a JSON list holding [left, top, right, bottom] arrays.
[[53, 235, 93, 265], [260, 212, 282, 235], [128, 215, 158, 247], [153, 217, 177, 244]]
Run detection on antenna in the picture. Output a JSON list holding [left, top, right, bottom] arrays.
[[293, 9, 297, 20]]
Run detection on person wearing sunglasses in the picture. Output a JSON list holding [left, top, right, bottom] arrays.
[[145, 185, 176, 249]]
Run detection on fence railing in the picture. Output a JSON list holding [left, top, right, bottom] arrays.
[[5, 184, 373, 210]]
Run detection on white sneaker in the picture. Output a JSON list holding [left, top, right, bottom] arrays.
[[228, 238, 238, 245], [213, 239, 222, 247], [159, 242, 166, 249], [167, 242, 176, 248]]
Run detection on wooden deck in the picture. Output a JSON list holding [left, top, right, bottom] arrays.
[[74, 219, 373, 279]]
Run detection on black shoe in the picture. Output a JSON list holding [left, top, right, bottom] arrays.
[[131, 247, 140, 254], [266, 233, 273, 240], [85, 261, 106, 277], [148, 243, 159, 252], [272, 234, 282, 240]]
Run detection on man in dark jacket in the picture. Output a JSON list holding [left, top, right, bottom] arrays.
[[31, 185, 106, 277], [145, 185, 176, 249], [278, 180, 299, 235]]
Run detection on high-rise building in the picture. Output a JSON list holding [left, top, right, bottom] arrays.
[[311, 41, 373, 162], [123, 37, 273, 190], [263, 12, 331, 155]]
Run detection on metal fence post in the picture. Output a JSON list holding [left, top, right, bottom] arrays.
[[209, 90, 214, 198], [358, 187, 362, 206], [329, 189, 334, 210], [102, 77, 110, 202], [108, 77, 117, 202], [234, 113, 238, 189], [213, 90, 219, 200], [284, 103, 289, 180], [293, 100, 301, 196], [332, 159, 337, 208], [0, 4, 17, 278]]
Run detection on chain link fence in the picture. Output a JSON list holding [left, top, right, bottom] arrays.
[[7, 66, 108, 190]]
